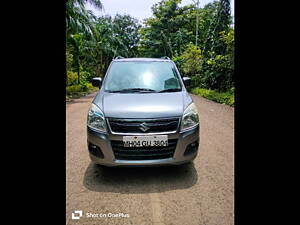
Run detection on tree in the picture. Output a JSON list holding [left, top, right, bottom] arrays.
[[177, 43, 202, 76], [67, 13, 142, 82], [66, 50, 73, 72], [139, 0, 192, 58], [205, 0, 231, 55], [66, 0, 103, 37], [138, 0, 219, 58], [66, 0, 103, 84], [87, 15, 141, 76], [172, 43, 203, 87], [199, 0, 233, 91], [203, 28, 234, 91], [67, 33, 85, 84], [112, 14, 141, 58], [65, 0, 234, 94]]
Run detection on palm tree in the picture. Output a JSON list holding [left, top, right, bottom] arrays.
[[66, 0, 103, 84], [66, 0, 103, 37]]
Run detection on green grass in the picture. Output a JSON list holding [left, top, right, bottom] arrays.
[[66, 83, 98, 101], [191, 88, 234, 106]]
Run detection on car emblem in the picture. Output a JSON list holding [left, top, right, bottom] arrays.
[[139, 122, 150, 132]]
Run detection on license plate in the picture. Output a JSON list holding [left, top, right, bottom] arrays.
[[123, 135, 168, 147]]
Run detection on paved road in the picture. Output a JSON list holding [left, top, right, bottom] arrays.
[[66, 92, 234, 225]]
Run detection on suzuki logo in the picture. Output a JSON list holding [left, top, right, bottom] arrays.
[[139, 122, 150, 132]]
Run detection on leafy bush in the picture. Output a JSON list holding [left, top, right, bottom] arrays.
[[67, 70, 94, 87], [173, 29, 234, 92], [172, 54, 184, 74], [67, 71, 78, 86], [179, 43, 203, 76], [66, 84, 84, 95], [80, 71, 92, 83], [66, 83, 98, 98], [201, 49, 233, 91], [200, 29, 234, 91], [190, 74, 206, 89], [66, 50, 73, 71], [191, 88, 234, 106], [86, 83, 99, 91]]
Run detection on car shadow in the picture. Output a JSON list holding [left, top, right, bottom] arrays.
[[83, 162, 198, 194]]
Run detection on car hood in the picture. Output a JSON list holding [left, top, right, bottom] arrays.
[[93, 91, 192, 119]]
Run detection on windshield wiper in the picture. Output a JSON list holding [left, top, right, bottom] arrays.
[[158, 88, 181, 93], [108, 88, 157, 93]]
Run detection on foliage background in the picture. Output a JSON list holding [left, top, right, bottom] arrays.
[[66, 0, 234, 104]]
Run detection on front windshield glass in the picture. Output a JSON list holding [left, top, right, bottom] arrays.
[[104, 61, 182, 92]]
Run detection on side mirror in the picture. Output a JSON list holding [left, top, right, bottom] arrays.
[[92, 77, 102, 89], [182, 77, 191, 87]]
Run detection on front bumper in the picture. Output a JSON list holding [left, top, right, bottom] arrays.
[[87, 125, 200, 167]]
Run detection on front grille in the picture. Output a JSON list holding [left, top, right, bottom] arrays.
[[111, 139, 178, 160], [108, 117, 180, 134]]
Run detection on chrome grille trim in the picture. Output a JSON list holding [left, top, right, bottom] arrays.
[[107, 117, 181, 135]]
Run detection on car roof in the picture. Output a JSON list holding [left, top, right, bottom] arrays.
[[112, 57, 172, 62]]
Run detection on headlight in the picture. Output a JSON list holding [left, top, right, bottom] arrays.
[[87, 103, 107, 132], [180, 103, 199, 131]]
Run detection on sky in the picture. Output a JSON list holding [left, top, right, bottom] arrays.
[[86, 0, 234, 23]]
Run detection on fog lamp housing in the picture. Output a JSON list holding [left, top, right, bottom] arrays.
[[88, 143, 104, 158], [184, 140, 199, 156]]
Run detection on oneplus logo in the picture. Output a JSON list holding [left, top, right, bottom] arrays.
[[72, 210, 83, 220]]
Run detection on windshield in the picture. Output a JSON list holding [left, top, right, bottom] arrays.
[[104, 61, 182, 93]]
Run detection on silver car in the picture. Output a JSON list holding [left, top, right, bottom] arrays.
[[87, 57, 200, 167]]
